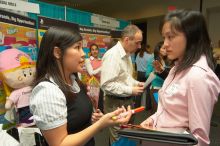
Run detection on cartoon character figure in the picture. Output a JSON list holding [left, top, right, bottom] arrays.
[[0, 48, 35, 127]]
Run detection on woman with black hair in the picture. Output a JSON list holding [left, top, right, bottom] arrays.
[[30, 26, 131, 146], [153, 41, 172, 80], [141, 10, 220, 146]]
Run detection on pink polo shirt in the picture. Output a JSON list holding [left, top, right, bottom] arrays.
[[150, 55, 220, 146]]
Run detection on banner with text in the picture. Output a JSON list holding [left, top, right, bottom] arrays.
[[0, 0, 39, 14]]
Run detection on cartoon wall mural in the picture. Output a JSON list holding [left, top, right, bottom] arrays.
[[0, 9, 37, 61]]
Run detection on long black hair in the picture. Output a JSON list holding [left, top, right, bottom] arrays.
[[160, 10, 215, 73], [154, 41, 164, 63], [34, 26, 83, 100]]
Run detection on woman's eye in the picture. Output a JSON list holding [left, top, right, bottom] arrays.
[[168, 35, 174, 40]]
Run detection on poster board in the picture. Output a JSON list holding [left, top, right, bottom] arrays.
[[0, 9, 37, 60], [38, 16, 79, 47], [0, 9, 37, 120], [79, 25, 111, 84], [79, 25, 111, 58]]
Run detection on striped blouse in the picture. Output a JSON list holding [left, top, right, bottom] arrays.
[[30, 75, 80, 130]]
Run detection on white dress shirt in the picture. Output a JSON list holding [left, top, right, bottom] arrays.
[[101, 41, 139, 97]]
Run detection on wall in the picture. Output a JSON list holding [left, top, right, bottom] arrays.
[[207, 8, 220, 47], [203, 0, 220, 47], [203, 0, 220, 15], [110, 0, 200, 20], [146, 16, 163, 49], [129, 0, 200, 49], [132, 0, 220, 50]]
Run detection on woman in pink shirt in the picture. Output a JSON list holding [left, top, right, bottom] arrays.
[[85, 44, 102, 80], [85, 44, 103, 112], [141, 10, 220, 146]]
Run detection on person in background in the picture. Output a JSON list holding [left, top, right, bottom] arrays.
[[135, 44, 153, 108], [145, 41, 167, 113], [141, 10, 220, 146], [152, 42, 173, 80], [30, 26, 132, 146], [101, 24, 144, 145], [85, 43, 104, 112]]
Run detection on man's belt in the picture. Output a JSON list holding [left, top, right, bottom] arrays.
[[106, 94, 133, 100]]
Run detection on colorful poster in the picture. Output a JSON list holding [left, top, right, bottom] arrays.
[[38, 29, 46, 47], [38, 16, 79, 47], [79, 25, 111, 58], [79, 26, 111, 84], [0, 10, 37, 119], [0, 9, 37, 61], [81, 33, 110, 58]]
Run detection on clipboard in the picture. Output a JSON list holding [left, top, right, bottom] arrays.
[[117, 125, 198, 145]]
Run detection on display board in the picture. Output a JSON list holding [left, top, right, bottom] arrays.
[[0, 9, 37, 119]]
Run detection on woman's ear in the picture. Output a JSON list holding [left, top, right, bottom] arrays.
[[53, 47, 61, 59]]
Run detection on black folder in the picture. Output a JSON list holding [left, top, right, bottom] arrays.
[[117, 125, 198, 145]]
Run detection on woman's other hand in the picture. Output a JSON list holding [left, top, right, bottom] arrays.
[[153, 60, 164, 73], [91, 109, 103, 124], [97, 106, 132, 129], [140, 117, 154, 128]]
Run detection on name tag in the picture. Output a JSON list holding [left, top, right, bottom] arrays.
[[165, 83, 180, 96]]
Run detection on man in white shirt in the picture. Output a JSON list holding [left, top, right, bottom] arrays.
[[101, 24, 144, 144]]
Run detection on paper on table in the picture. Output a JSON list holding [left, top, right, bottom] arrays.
[[144, 72, 156, 89], [18, 127, 42, 146], [0, 131, 19, 146], [0, 124, 19, 146]]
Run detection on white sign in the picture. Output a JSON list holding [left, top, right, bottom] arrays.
[[0, 0, 39, 14], [91, 14, 120, 29]]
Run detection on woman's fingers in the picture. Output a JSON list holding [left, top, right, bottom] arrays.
[[127, 105, 131, 111], [140, 118, 153, 128], [92, 109, 104, 124]]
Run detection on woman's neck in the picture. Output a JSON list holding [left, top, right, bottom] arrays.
[[57, 60, 72, 85], [64, 72, 72, 85]]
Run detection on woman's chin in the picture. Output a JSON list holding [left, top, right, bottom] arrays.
[[167, 55, 175, 60]]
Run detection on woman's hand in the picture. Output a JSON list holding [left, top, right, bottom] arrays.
[[97, 106, 132, 129], [153, 60, 164, 73], [140, 117, 154, 128], [91, 109, 103, 124]]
